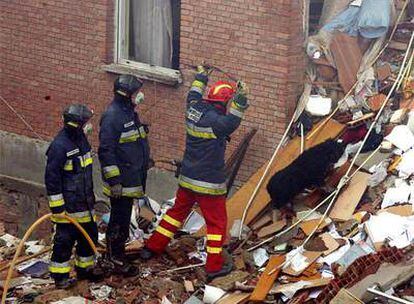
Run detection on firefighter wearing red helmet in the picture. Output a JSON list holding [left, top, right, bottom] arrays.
[[140, 66, 249, 281]]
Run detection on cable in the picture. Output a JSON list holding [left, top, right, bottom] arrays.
[[0, 94, 43, 141]]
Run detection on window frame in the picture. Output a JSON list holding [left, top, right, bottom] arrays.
[[110, 0, 182, 85]]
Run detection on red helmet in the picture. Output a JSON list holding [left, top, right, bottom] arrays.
[[206, 81, 236, 104]]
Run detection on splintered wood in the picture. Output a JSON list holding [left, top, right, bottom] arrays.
[[195, 120, 344, 236], [250, 255, 285, 302], [329, 171, 371, 221], [257, 219, 287, 238], [283, 251, 322, 277]]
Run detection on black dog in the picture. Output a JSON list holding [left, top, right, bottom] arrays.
[[266, 139, 345, 210]]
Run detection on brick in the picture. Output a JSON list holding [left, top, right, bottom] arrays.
[[0, 0, 306, 183]]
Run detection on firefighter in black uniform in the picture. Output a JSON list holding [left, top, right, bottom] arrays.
[[98, 75, 150, 276], [45, 104, 102, 288]]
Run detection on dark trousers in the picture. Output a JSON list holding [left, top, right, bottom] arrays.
[[106, 196, 134, 259], [50, 222, 98, 280]]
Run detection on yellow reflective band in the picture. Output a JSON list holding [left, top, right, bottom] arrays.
[[207, 234, 222, 241], [186, 126, 217, 139], [63, 160, 73, 171], [179, 179, 227, 195], [104, 167, 120, 179], [156, 226, 174, 239], [139, 126, 147, 139], [206, 246, 222, 254], [75, 258, 95, 269], [67, 121, 79, 127], [103, 185, 144, 198], [49, 199, 65, 208], [119, 135, 139, 143], [52, 214, 96, 224], [213, 84, 233, 95], [49, 266, 71, 273], [163, 214, 181, 228], [119, 129, 140, 143], [192, 80, 205, 89], [84, 157, 93, 167]]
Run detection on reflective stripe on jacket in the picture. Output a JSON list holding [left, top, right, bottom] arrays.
[[45, 128, 95, 223], [179, 73, 245, 195], [98, 95, 150, 198]]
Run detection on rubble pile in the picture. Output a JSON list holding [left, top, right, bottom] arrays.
[[1, 0, 414, 303]]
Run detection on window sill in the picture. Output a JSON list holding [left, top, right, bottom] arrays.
[[102, 63, 183, 86]]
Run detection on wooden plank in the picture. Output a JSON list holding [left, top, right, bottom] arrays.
[[251, 214, 273, 231], [283, 251, 322, 276], [320, 232, 340, 256], [272, 278, 331, 294], [250, 255, 285, 302], [194, 120, 344, 237], [299, 218, 331, 236], [217, 293, 250, 304], [330, 32, 362, 92], [257, 219, 287, 238], [330, 289, 364, 304], [378, 204, 414, 217], [329, 171, 371, 221]]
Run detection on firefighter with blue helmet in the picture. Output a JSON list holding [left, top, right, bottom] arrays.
[[45, 104, 102, 288], [98, 74, 150, 276]]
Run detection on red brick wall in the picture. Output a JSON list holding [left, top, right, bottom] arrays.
[[0, 0, 306, 184]]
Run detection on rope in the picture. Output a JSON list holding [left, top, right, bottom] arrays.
[[237, 107, 300, 239], [268, 30, 414, 275], [0, 94, 43, 141]]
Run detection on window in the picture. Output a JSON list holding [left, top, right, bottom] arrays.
[[109, 0, 181, 85], [117, 0, 180, 69]]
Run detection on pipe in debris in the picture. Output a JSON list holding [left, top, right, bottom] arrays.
[[367, 286, 414, 304], [307, 0, 410, 141], [0, 247, 51, 274], [161, 262, 205, 273], [268, 31, 414, 276], [238, 108, 299, 239], [1, 213, 98, 304]]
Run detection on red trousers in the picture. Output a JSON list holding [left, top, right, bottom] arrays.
[[146, 187, 227, 273]]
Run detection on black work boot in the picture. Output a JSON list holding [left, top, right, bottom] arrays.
[[108, 256, 139, 277], [206, 259, 234, 282], [138, 247, 155, 261], [76, 266, 105, 282], [54, 277, 76, 289]]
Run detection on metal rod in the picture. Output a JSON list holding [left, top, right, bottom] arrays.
[[368, 286, 414, 304]]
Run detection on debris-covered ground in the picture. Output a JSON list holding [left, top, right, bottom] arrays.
[[2, 1, 414, 304]]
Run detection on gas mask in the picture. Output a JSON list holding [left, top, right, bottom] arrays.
[[83, 122, 93, 135], [134, 92, 145, 105]]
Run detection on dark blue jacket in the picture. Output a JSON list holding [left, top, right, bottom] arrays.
[[98, 95, 150, 198], [179, 74, 246, 195], [45, 127, 95, 223]]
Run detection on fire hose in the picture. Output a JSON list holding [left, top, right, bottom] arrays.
[[0, 213, 98, 304]]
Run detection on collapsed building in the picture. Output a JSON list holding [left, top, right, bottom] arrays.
[[1, 0, 414, 303]]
